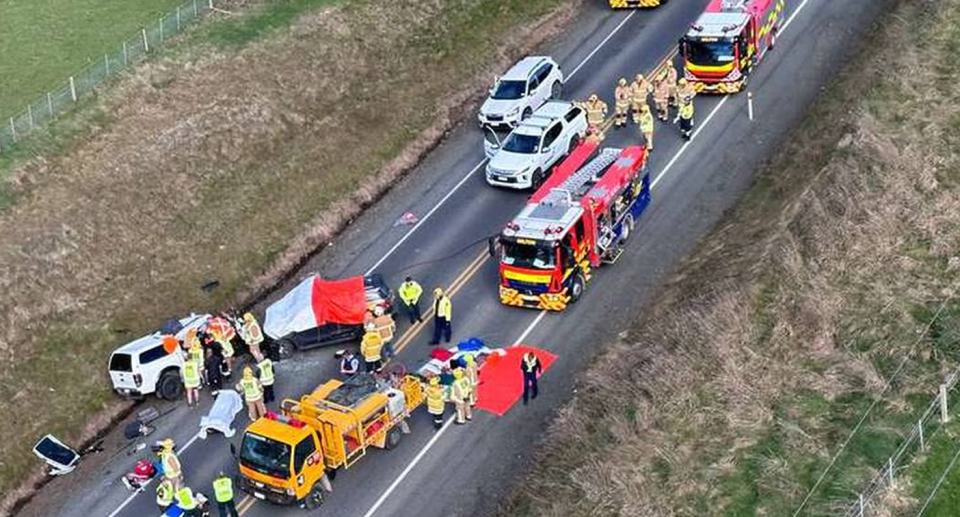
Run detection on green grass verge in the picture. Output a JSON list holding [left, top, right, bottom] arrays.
[[0, 0, 188, 118]]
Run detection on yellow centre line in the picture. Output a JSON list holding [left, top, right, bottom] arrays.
[[232, 45, 680, 517]]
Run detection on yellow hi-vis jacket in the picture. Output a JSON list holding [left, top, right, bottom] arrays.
[[156, 479, 174, 506], [399, 281, 423, 305], [213, 476, 234, 503], [361, 332, 383, 362], [176, 488, 197, 510], [257, 359, 275, 386], [679, 101, 694, 120], [238, 377, 263, 402], [183, 360, 201, 389], [425, 385, 445, 415], [435, 296, 452, 320], [161, 451, 181, 479], [450, 377, 469, 403], [638, 111, 655, 134]]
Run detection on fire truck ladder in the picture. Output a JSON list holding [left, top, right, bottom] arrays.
[[544, 148, 622, 205]]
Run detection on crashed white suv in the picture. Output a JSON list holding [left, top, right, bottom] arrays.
[[108, 313, 210, 400], [484, 101, 588, 190], [478, 56, 564, 129]]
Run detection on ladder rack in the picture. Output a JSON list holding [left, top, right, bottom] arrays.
[[542, 148, 622, 206]]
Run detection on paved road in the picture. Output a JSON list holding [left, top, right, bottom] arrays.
[[22, 1, 892, 517]]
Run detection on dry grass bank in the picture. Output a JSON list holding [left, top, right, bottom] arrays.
[[502, 0, 960, 515], [0, 0, 578, 502]]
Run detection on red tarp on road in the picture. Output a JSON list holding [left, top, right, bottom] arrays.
[[474, 345, 557, 416]]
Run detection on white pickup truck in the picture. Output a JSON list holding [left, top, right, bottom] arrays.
[[484, 100, 588, 190]]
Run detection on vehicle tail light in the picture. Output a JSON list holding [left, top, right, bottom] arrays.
[[134, 374, 142, 387]]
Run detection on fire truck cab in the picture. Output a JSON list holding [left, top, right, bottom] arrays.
[[679, 0, 785, 94], [493, 142, 650, 311]]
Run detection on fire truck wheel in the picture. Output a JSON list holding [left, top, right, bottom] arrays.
[[304, 485, 323, 510], [531, 169, 545, 190], [385, 428, 403, 450], [570, 274, 585, 303], [620, 214, 635, 243]]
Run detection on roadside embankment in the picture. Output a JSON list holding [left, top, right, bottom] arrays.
[[500, 0, 960, 515]]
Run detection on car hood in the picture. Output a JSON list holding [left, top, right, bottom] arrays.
[[481, 97, 522, 116], [488, 151, 540, 174]]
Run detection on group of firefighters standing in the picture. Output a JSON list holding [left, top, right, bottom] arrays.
[[580, 63, 697, 149], [171, 311, 277, 423]]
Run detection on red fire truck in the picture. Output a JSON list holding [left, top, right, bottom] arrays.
[[679, 0, 785, 94], [491, 142, 651, 311]]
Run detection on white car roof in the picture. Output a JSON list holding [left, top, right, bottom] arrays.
[[511, 101, 575, 135], [112, 313, 210, 355], [534, 100, 575, 120], [502, 56, 553, 81]]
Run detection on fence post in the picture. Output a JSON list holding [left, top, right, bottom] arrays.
[[941, 384, 950, 423], [177, 7, 182, 31], [159, 18, 164, 42], [47, 92, 53, 116], [104, 54, 110, 75], [859, 493, 865, 516], [9, 118, 17, 143], [194, 0, 199, 17], [208, 0, 213, 9], [888, 457, 895, 487], [69, 76, 77, 102], [919, 419, 925, 450], [142, 28, 149, 53], [123, 41, 129, 65], [27, 104, 34, 130]]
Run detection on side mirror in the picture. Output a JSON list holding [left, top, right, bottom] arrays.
[[541, 146, 552, 154], [230, 443, 237, 459], [487, 237, 499, 258]]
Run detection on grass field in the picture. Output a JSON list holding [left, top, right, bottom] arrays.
[[0, 0, 191, 118], [499, 0, 960, 515], [0, 0, 576, 509]]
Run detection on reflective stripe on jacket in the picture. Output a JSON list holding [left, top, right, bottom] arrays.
[[183, 360, 201, 389], [425, 386, 445, 415], [679, 101, 694, 120], [176, 488, 197, 510], [361, 332, 383, 362], [161, 451, 181, 478], [239, 378, 263, 402]]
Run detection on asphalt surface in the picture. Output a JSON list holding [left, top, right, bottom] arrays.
[[21, 1, 893, 517]]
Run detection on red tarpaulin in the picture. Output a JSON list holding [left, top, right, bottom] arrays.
[[310, 276, 366, 326], [474, 345, 557, 416]]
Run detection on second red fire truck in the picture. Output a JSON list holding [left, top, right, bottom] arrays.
[[491, 142, 651, 311], [679, 0, 786, 94]]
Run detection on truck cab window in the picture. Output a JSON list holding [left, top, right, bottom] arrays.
[[294, 436, 316, 472]]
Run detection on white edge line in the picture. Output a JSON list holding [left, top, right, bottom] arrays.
[[567, 11, 636, 80], [361, 310, 547, 517]]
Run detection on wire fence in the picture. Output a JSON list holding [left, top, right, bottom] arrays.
[[0, 0, 217, 154], [841, 363, 960, 517]]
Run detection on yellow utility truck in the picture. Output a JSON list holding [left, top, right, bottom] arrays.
[[233, 373, 424, 508]]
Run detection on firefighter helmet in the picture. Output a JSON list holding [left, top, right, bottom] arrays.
[[429, 377, 440, 386], [618, 77, 627, 86], [635, 74, 645, 82], [588, 93, 599, 103]]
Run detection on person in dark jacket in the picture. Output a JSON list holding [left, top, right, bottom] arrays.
[[521, 351, 542, 405], [204, 348, 224, 395]]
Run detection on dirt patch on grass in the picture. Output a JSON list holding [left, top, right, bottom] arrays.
[[0, 0, 579, 509], [500, 0, 960, 515]]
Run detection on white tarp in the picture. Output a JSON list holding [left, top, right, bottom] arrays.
[[263, 275, 318, 340], [199, 390, 243, 439]]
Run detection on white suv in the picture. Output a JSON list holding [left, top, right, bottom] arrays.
[[485, 101, 588, 190], [478, 56, 564, 129], [108, 313, 210, 400]]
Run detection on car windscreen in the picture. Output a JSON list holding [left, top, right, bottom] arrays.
[[491, 80, 526, 100], [501, 240, 556, 270], [109, 353, 133, 372], [240, 432, 292, 479], [685, 39, 736, 66], [502, 133, 540, 154]]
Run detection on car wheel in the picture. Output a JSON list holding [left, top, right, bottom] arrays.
[[304, 485, 323, 510], [157, 371, 183, 401], [570, 273, 585, 303], [275, 339, 295, 360], [531, 169, 545, 190], [522, 107, 533, 121], [550, 81, 562, 99], [567, 135, 580, 154], [385, 428, 403, 450]]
